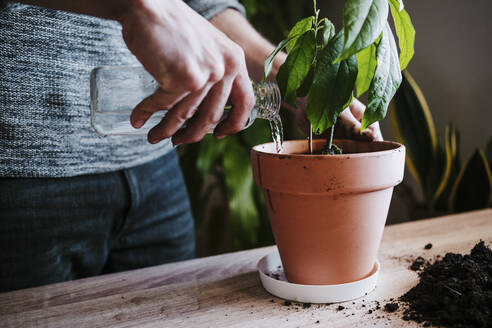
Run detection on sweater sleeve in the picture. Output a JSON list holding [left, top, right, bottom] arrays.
[[184, 0, 245, 20]]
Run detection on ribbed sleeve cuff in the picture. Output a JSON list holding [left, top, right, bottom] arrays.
[[185, 0, 246, 20]]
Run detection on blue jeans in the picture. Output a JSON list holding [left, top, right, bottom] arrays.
[[0, 150, 195, 293]]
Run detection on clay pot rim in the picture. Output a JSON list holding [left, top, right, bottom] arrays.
[[252, 139, 404, 159]]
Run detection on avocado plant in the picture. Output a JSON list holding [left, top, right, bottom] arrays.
[[251, 0, 415, 287], [263, 0, 415, 153]]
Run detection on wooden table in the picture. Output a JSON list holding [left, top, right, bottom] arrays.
[[1, 209, 491, 328]]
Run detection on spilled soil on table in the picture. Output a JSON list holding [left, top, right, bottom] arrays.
[[267, 241, 491, 327], [394, 241, 492, 328]]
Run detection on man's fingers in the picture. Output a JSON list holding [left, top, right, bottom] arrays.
[[147, 83, 213, 144], [349, 100, 384, 141], [213, 73, 254, 137], [338, 108, 369, 141], [364, 122, 383, 141], [172, 78, 233, 145], [348, 98, 365, 122], [130, 88, 188, 128], [338, 106, 383, 141]]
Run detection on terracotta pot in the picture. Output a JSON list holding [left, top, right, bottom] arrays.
[[251, 139, 405, 285]]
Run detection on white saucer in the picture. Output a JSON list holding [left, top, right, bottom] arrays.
[[257, 249, 379, 303]]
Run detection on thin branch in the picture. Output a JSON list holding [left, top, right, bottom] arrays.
[[327, 125, 334, 150], [309, 124, 313, 154], [443, 285, 463, 297]]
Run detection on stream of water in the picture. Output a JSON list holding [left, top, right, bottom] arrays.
[[268, 114, 284, 154]]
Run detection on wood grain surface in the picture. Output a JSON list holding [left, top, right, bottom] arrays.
[[0, 209, 491, 328]]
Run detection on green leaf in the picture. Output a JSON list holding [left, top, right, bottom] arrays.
[[394, 0, 404, 11], [296, 65, 315, 98], [449, 149, 492, 213], [336, 0, 388, 62], [307, 30, 358, 134], [355, 42, 377, 97], [286, 16, 314, 53], [389, 0, 415, 70], [241, 0, 258, 18], [223, 136, 259, 249], [485, 136, 492, 165], [263, 35, 296, 82], [423, 142, 446, 206], [197, 135, 227, 177], [361, 23, 402, 131], [431, 123, 461, 211], [297, 20, 336, 99], [321, 19, 336, 46], [277, 30, 317, 106], [389, 70, 437, 189]]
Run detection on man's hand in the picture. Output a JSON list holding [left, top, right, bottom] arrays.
[[335, 99, 383, 141], [121, 0, 255, 144]]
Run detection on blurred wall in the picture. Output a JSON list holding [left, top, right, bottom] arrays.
[[321, 0, 492, 160]]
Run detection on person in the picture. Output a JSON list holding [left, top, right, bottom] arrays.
[[0, 0, 382, 293]]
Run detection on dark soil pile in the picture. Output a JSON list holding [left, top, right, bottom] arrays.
[[410, 256, 427, 271], [401, 241, 492, 327], [384, 302, 399, 313]]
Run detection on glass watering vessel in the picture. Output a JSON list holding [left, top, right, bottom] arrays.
[[90, 66, 281, 136]]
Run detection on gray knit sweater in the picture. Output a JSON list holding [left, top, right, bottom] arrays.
[[0, 0, 245, 177]]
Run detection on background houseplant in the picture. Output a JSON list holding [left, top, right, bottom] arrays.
[[390, 71, 492, 217]]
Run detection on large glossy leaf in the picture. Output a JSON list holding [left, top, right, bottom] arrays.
[[223, 136, 259, 249], [336, 0, 388, 62], [277, 30, 317, 106], [285, 16, 314, 53], [361, 23, 402, 131], [263, 35, 296, 81], [389, 0, 415, 70], [355, 43, 377, 97], [297, 19, 336, 99], [389, 70, 437, 188], [448, 150, 492, 213], [431, 123, 461, 211], [296, 65, 315, 98], [307, 30, 358, 134]]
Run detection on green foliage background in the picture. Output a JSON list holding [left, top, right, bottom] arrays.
[[390, 71, 492, 217]]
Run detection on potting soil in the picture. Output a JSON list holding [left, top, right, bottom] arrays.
[[400, 241, 492, 327]]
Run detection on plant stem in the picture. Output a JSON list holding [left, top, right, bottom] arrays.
[[327, 125, 334, 151], [313, 0, 319, 28], [309, 124, 313, 154], [308, 0, 317, 156]]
